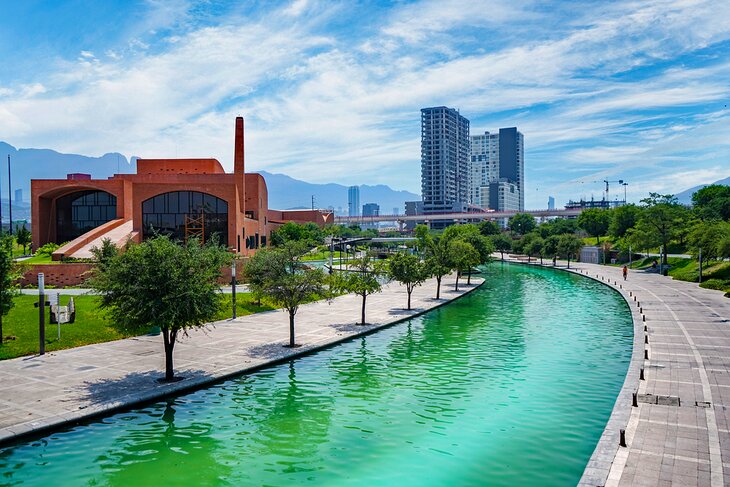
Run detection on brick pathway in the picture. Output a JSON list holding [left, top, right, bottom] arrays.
[[0, 275, 481, 446]]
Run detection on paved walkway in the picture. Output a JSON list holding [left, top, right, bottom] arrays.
[[0, 275, 481, 446], [512, 257, 730, 487]]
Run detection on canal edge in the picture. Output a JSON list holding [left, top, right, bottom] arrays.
[[500, 258, 643, 487], [0, 277, 485, 450]]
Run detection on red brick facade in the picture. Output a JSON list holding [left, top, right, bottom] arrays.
[[31, 117, 333, 261]]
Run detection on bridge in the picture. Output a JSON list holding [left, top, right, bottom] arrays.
[[333, 208, 583, 225]]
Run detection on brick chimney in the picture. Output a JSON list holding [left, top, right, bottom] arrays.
[[234, 116, 245, 212]]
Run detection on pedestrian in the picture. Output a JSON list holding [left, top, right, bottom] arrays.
[[622, 265, 628, 281]]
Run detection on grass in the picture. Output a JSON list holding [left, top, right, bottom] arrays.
[[301, 250, 333, 261], [625, 256, 730, 295], [581, 236, 612, 245], [17, 254, 58, 265], [0, 292, 281, 360]]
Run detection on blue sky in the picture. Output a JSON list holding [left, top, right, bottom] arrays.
[[1, 0, 729, 209]]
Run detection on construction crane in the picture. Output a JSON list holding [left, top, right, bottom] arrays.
[[603, 180, 628, 204]]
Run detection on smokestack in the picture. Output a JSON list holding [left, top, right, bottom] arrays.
[[234, 117, 246, 214]]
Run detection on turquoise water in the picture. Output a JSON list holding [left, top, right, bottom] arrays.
[[0, 263, 632, 486]]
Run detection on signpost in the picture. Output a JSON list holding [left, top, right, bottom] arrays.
[[38, 273, 45, 355], [231, 260, 237, 319]]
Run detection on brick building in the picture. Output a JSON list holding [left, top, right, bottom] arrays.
[[31, 117, 331, 260]]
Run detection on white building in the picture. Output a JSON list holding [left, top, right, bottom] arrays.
[[468, 127, 524, 211]]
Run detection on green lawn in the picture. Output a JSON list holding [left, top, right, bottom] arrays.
[[0, 292, 280, 360], [17, 254, 57, 264], [581, 236, 612, 246], [626, 256, 730, 295]]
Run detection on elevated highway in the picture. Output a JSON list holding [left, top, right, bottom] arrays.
[[334, 208, 583, 225]]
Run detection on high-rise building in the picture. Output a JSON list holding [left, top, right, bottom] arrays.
[[14, 189, 22, 204], [548, 196, 555, 210], [348, 186, 360, 217], [468, 127, 524, 211], [420, 106, 470, 217], [362, 203, 379, 217]]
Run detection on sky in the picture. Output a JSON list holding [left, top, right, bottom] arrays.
[[0, 0, 729, 209]]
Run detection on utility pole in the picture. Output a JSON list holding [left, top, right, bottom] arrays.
[[7, 155, 11, 235], [311, 195, 315, 211]]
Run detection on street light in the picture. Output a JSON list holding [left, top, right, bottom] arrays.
[[231, 259, 237, 319]]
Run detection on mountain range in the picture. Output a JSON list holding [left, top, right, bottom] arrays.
[[0, 142, 418, 220], [675, 176, 730, 205]]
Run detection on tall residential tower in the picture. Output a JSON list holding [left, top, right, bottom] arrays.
[[420, 107, 470, 217], [468, 127, 524, 211], [348, 186, 360, 217]]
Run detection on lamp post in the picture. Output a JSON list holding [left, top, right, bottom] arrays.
[[231, 259, 237, 319], [38, 273, 46, 355], [7, 155, 11, 235]]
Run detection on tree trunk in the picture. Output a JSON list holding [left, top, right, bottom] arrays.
[[500, 251, 504, 260], [407, 288, 412, 310], [436, 276, 441, 299], [455, 271, 459, 291], [289, 310, 296, 347], [467, 271, 472, 285], [540, 256, 543, 265], [567, 257, 571, 269], [596, 235, 600, 245], [361, 294, 366, 325], [162, 327, 176, 381]]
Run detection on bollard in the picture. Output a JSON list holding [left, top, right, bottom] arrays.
[[632, 393, 638, 407], [630, 291, 633, 297], [643, 314, 646, 322], [640, 368, 645, 380], [620, 429, 627, 447], [640, 307, 643, 313], [645, 334, 649, 344], [644, 349, 649, 360], [644, 324, 647, 332]]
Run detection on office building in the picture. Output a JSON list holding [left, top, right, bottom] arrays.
[[348, 186, 360, 217], [548, 196, 555, 210], [362, 203, 380, 217], [420, 106, 470, 218], [468, 127, 524, 211]]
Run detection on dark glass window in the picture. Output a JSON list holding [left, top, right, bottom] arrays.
[[141, 191, 228, 245], [55, 190, 117, 243]]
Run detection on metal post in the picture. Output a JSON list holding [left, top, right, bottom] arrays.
[[38, 273, 45, 355], [56, 293, 61, 341], [328, 237, 333, 274], [7, 155, 11, 235], [698, 248, 702, 284], [659, 245, 663, 275], [231, 260, 237, 319], [629, 245, 632, 266]]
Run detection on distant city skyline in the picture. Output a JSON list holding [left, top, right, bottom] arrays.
[[0, 1, 729, 209]]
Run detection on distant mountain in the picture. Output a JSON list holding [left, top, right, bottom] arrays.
[[258, 171, 419, 215], [675, 176, 730, 205], [0, 142, 419, 218]]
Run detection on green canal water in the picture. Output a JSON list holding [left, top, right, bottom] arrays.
[[0, 263, 632, 486]]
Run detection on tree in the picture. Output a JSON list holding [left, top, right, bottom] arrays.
[[692, 184, 730, 221], [0, 236, 21, 345], [424, 237, 453, 300], [414, 224, 432, 255], [448, 240, 480, 290], [491, 233, 512, 260], [538, 218, 579, 237], [90, 238, 119, 272], [609, 204, 641, 239], [636, 193, 685, 267], [578, 208, 611, 244], [523, 233, 544, 264], [388, 252, 428, 310], [688, 221, 730, 261], [270, 222, 324, 247], [508, 213, 536, 236], [441, 224, 494, 264], [331, 255, 383, 324], [543, 235, 560, 265], [557, 234, 583, 269], [89, 236, 230, 381], [244, 242, 328, 347], [15, 224, 31, 255], [478, 220, 501, 236]]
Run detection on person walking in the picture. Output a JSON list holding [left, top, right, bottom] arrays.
[[622, 265, 628, 281]]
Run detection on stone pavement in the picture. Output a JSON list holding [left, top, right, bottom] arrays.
[[511, 257, 730, 487], [0, 275, 482, 446]]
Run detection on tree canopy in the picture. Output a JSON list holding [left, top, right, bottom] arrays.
[[331, 255, 384, 324], [508, 213, 537, 236], [89, 236, 230, 381], [577, 208, 611, 244], [388, 252, 428, 309], [0, 236, 21, 345]]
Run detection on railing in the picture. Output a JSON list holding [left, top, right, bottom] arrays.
[[333, 208, 583, 224]]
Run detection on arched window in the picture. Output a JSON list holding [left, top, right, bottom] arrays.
[[56, 190, 117, 243], [142, 191, 228, 245]]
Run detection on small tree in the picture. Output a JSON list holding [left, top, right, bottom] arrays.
[[491, 233, 512, 260], [89, 236, 230, 381], [636, 193, 685, 267], [424, 237, 453, 299], [557, 234, 583, 269], [543, 235, 560, 265], [509, 213, 537, 236], [478, 220, 501, 236], [90, 238, 119, 272], [448, 240, 480, 290], [578, 208, 611, 245], [388, 252, 428, 310], [331, 255, 383, 324], [0, 236, 21, 345], [15, 224, 31, 255], [245, 242, 328, 347], [524, 234, 545, 264]]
